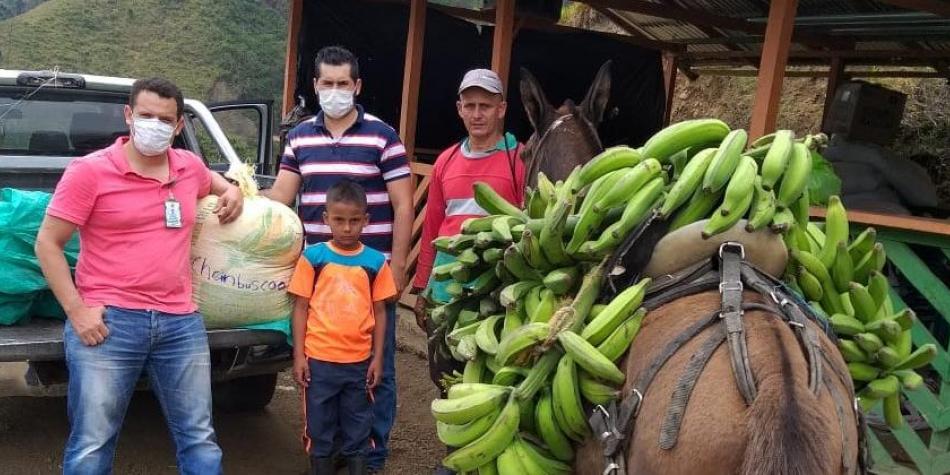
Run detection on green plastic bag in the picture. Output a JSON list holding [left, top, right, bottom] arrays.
[[808, 150, 842, 206], [0, 188, 79, 325]]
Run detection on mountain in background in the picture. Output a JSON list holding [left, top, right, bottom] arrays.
[[0, 0, 46, 20], [0, 0, 288, 106]]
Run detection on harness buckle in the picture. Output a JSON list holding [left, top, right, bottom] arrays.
[[768, 289, 783, 305], [719, 281, 744, 294], [594, 405, 613, 442], [602, 462, 621, 475], [718, 241, 746, 259], [630, 388, 644, 417], [789, 321, 805, 329]]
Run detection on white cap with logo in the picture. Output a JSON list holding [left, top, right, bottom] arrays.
[[458, 69, 504, 96]]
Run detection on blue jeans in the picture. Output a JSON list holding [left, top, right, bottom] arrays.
[[305, 359, 371, 458], [367, 303, 396, 469], [63, 306, 222, 475]]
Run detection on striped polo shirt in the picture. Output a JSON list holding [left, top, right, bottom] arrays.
[[280, 106, 410, 257]]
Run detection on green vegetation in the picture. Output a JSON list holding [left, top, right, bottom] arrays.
[[0, 0, 287, 106]]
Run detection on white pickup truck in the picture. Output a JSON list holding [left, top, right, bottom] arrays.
[[0, 69, 291, 411]]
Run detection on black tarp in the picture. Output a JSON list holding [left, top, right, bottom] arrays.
[[294, 0, 665, 160]]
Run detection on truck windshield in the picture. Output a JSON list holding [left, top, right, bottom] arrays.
[[0, 88, 129, 156]]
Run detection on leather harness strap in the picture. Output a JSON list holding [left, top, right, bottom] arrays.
[[741, 264, 825, 396], [659, 326, 727, 450], [590, 242, 864, 475], [719, 243, 758, 405]]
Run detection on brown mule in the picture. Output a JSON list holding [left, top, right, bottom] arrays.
[[574, 290, 861, 475], [519, 61, 611, 186], [521, 66, 861, 474]]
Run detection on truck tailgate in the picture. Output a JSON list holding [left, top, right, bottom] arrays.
[[0, 318, 287, 362]]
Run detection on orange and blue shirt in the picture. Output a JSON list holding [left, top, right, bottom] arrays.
[[288, 242, 397, 363]]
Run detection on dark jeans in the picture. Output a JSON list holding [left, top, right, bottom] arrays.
[[305, 358, 372, 458], [367, 303, 396, 469]]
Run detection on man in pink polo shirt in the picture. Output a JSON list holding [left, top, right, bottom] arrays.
[[35, 77, 243, 475]]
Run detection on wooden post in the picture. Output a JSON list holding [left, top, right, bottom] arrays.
[[821, 56, 846, 133], [491, 0, 516, 90], [749, 0, 798, 140], [399, 0, 427, 163], [281, 0, 304, 117], [662, 52, 679, 126]]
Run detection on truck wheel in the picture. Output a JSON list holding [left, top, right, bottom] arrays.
[[212, 373, 278, 413]]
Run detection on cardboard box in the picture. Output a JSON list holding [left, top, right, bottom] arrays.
[[823, 81, 907, 146]]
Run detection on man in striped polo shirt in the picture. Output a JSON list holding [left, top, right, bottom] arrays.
[[266, 46, 412, 473]]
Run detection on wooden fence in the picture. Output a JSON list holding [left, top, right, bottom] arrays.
[[813, 210, 950, 474]]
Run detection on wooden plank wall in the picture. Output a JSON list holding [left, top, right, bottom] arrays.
[[400, 162, 433, 307]]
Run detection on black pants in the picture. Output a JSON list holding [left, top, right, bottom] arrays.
[[304, 359, 371, 458]]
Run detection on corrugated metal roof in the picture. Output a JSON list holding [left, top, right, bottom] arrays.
[[598, 0, 950, 66]]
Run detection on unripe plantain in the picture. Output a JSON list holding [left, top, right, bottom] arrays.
[[776, 142, 812, 207], [702, 128, 748, 193], [760, 130, 794, 190]]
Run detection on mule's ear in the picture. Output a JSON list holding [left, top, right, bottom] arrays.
[[580, 60, 612, 125], [519, 67, 550, 132]]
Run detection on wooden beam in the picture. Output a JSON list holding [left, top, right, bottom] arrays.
[[428, 3, 493, 23], [874, 0, 950, 18], [693, 57, 947, 68], [491, 0, 516, 89], [592, 5, 658, 41], [428, 3, 681, 52], [582, 0, 848, 50], [821, 57, 847, 134], [398, 0, 426, 162], [688, 49, 950, 60], [656, 0, 764, 64], [281, 0, 304, 117], [749, 0, 798, 140], [582, 0, 762, 34], [933, 60, 950, 80], [810, 207, 950, 237], [595, 1, 757, 67], [519, 16, 681, 51], [669, 30, 950, 45], [662, 52, 678, 126], [691, 68, 942, 78]]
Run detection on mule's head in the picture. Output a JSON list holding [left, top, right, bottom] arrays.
[[520, 60, 612, 186]]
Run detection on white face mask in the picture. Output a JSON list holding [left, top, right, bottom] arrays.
[[318, 88, 355, 119], [131, 116, 176, 156]]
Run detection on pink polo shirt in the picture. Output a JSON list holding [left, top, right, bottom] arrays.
[[47, 137, 212, 314]]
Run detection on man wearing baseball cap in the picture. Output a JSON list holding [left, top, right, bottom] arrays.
[[413, 69, 525, 377], [412, 67, 525, 475]]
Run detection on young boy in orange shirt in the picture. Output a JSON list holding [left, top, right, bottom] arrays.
[[289, 180, 397, 475]]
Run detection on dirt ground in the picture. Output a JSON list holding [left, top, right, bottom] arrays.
[[0, 311, 443, 474]]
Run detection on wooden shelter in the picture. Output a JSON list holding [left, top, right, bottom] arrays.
[[283, 0, 950, 150], [280, 3, 950, 471]]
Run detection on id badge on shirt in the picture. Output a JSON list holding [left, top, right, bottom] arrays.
[[164, 196, 182, 228]]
